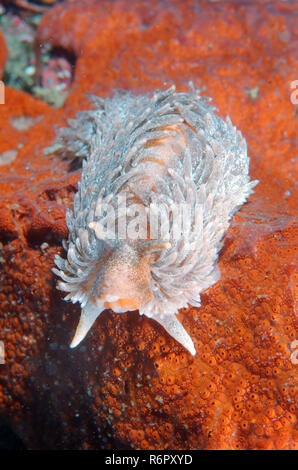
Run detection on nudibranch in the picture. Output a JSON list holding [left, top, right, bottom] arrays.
[[53, 84, 258, 356]]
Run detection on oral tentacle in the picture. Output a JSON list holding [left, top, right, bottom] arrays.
[[149, 312, 196, 356], [70, 303, 104, 348]]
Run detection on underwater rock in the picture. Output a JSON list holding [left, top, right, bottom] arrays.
[[0, 0, 297, 450], [0, 29, 7, 77]]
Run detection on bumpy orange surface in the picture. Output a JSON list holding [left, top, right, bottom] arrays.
[[0, 0, 297, 450]]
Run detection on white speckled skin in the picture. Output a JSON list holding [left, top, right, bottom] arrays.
[[53, 84, 258, 355]]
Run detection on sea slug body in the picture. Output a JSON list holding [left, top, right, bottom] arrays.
[[53, 84, 258, 355]]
